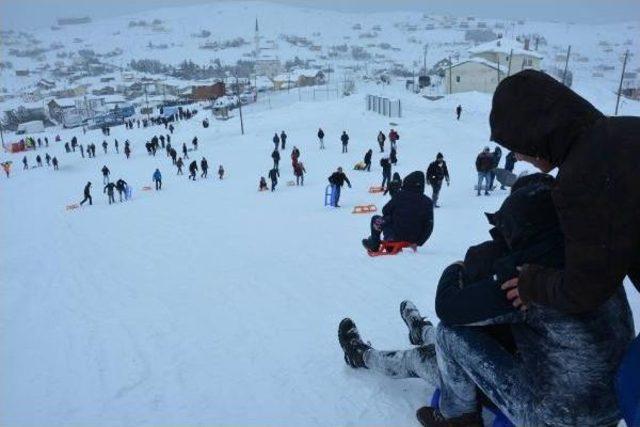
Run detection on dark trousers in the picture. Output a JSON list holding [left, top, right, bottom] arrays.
[[177, 166, 183, 175], [80, 195, 92, 206], [378, 142, 384, 152], [281, 141, 286, 150], [365, 162, 371, 171], [296, 175, 303, 186], [155, 180, 162, 190], [271, 180, 277, 191], [118, 190, 124, 202], [273, 160, 279, 169], [107, 193, 115, 204], [201, 169, 207, 178], [431, 180, 442, 206], [382, 172, 391, 188], [342, 144, 348, 153], [189, 171, 196, 180], [333, 185, 341, 206]]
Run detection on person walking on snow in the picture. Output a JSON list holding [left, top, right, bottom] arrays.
[[388, 129, 399, 151], [363, 149, 373, 172], [268, 166, 279, 191], [328, 167, 352, 207], [80, 182, 92, 206], [476, 146, 493, 196], [124, 143, 131, 159], [383, 172, 402, 197], [45, 153, 51, 166], [259, 177, 268, 191], [192, 136, 198, 151], [176, 157, 184, 175], [115, 179, 128, 202], [2, 162, 11, 178], [182, 143, 189, 159], [294, 161, 306, 186], [317, 128, 325, 149], [272, 132, 280, 150], [280, 131, 287, 150], [341, 131, 349, 153], [272, 149, 281, 170], [153, 169, 162, 190], [291, 146, 300, 166], [380, 156, 392, 189], [188, 160, 198, 181], [102, 140, 108, 154], [426, 152, 450, 208], [170, 148, 177, 165], [104, 182, 116, 205], [36, 155, 42, 167], [200, 157, 208, 178], [80, 144, 85, 158], [501, 151, 518, 189], [52, 157, 58, 170], [377, 131, 386, 152], [22, 156, 28, 170], [101, 165, 110, 184], [115, 139, 119, 153], [218, 165, 224, 180], [390, 147, 398, 165], [488, 146, 502, 190], [456, 104, 462, 120]]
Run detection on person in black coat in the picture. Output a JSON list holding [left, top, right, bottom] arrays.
[[389, 147, 398, 165], [192, 136, 198, 151], [363, 149, 372, 172], [341, 131, 349, 153], [380, 157, 392, 188], [489, 146, 502, 190], [328, 167, 352, 207], [52, 157, 58, 170], [115, 139, 119, 153], [268, 167, 279, 191], [170, 148, 177, 164], [273, 132, 280, 150], [383, 172, 402, 197], [456, 104, 462, 120], [182, 143, 189, 159], [188, 160, 198, 181], [115, 179, 128, 202], [271, 149, 281, 169], [104, 182, 116, 204], [200, 157, 209, 178], [45, 153, 51, 166], [176, 157, 184, 175], [280, 131, 287, 150], [102, 140, 108, 154], [426, 152, 450, 208], [377, 131, 386, 152], [362, 171, 434, 252], [80, 182, 92, 206], [317, 128, 325, 149], [101, 165, 110, 184]]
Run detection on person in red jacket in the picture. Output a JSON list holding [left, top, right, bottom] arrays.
[[388, 129, 399, 150]]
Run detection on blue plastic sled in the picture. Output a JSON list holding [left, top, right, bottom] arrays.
[[324, 185, 337, 207], [616, 333, 640, 427], [430, 389, 514, 427]]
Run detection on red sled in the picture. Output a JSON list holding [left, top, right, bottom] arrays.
[[368, 241, 417, 257]]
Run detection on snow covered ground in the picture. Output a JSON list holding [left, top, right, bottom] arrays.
[[1, 78, 639, 426]]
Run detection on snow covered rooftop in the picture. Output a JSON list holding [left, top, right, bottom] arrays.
[[468, 38, 544, 59], [273, 69, 321, 81], [450, 57, 508, 73]]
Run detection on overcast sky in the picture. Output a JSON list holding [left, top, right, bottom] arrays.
[[2, 0, 639, 29]]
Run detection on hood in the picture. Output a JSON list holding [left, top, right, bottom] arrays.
[[490, 70, 604, 167], [402, 171, 425, 194], [487, 182, 560, 250]]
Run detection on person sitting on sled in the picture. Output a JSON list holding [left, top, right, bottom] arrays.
[[362, 171, 433, 253]]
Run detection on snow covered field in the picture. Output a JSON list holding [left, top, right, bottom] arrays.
[[1, 79, 639, 426]]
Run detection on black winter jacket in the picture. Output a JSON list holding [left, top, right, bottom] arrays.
[[426, 160, 449, 184]]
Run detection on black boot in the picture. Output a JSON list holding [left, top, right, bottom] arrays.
[[338, 318, 371, 369], [362, 237, 380, 252], [416, 406, 483, 427], [400, 300, 433, 345]]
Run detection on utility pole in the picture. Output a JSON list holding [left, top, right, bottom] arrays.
[[423, 44, 428, 74], [507, 49, 514, 77], [144, 83, 150, 118], [562, 45, 571, 86], [448, 56, 452, 94], [615, 50, 629, 116], [235, 73, 244, 135]]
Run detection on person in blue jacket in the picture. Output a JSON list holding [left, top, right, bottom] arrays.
[[153, 169, 162, 190]]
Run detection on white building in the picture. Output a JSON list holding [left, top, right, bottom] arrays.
[[255, 56, 282, 78]]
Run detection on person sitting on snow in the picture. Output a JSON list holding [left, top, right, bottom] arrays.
[[362, 171, 433, 253], [342, 178, 634, 427]]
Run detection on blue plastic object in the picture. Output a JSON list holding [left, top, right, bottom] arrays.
[[616, 333, 640, 427], [324, 185, 337, 207], [430, 388, 514, 427]]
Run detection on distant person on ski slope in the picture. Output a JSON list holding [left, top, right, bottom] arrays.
[[259, 177, 268, 191], [22, 156, 28, 170], [291, 146, 300, 166], [124, 144, 131, 159], [380, 157, 392, 189], [153, 169, 162, 190], [176, 157, 184, 175], [488, 146, 502, 190], [188, 160, 198, 181], [52, 157, 58, 170], [363, 149, 372, 172], [362, 171, 433, 253], [501, 151, 518, 190], [218, 165, 224, 180], [36, 155, 42, 167], [341, 131, 349, 153], [192, 136, 198, 151], [280, 131, 287, 150], [170, 148, 177, 165], [388, 129, 399, 151], [2, 161, 11, 177], [383, 172, 402, 197], [293, 161, 306, 186], [80, 144, 85, 158], [182, 143, 189, 159], [104, 182, 116, 204], [200, 157, 209, 178], [426, 152, 450, 208], [45, 153, 51, 166], [272, 132, 280, 150], [268, 167, 279, 191], [377, 131, 386, 152], [101, 165, 110, 184], [115, 179, 128, 202], [475, 147, 493, 196], [456, 104, 462, 120], [328, 167, 351, 207], [389, 147, 398, 165], [80, 182, 92, 206], [102, 140, 108, 154], [271, 149, 281, 170], [317, 128, 325, 149]]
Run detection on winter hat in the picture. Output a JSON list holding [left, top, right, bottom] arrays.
[[402, 171, 426, 194], [436, 152, 444, 159]]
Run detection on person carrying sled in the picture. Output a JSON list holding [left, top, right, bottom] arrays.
[[328, 167, 351, 207], [361, 171, 433, 253], [363, 149, 372, 172], [153, 169, 162, 190], [268, 167, 279, 191], [115, 178, 128, 202], [341, 131, 349, 153], [188, 160, 198, 181], [200, 157, 209, 178], [475, 147, 493, 196], [104, 182, 116, 205], [80, 182, 92, 206], [426, 152, 450, 208], [377, 131, 386, 152]]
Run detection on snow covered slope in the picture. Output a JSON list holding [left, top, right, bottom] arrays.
[[1, 78, 639, 426]]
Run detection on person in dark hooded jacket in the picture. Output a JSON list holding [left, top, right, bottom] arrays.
[[426, 153, 450, 208], [383, 172, 402, 197], [363, 149, 372, 172], [272, 149, 280, 170], [362, 171, 433, 252], [115, 179, 128, 202], [489, 69, 640, 314], [188, 160, 198, 181]]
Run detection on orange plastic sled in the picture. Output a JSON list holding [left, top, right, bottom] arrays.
[[66, 204, 79, 211], [368, 241, 417, 257], [352, 204, 377, 214], [368, 186, 384, 193]]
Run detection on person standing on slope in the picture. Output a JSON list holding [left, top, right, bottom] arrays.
[[52, 157, 59, 170], [176, 157, 184, 175], [318, 128, 325, 149], [377, 131, 386, 152], [272, 148, 281, 170], [200, 157, 209, 178], [380, 156, 392, 189], [363, 149, 373, 172], [101, 165, 110, 184], [383, 172, 402, 198], [294, 161, 306, 186], [104, 182, 116, 205], [115, 178, 128, 202], [182, 143, 189, 159], [388, 129, 399, 151], [341, 131, 350, 153], [272, 132, 280, 150], [218, 165, 224, 180], [188, 160, 198, 181], [475, 147, 493, 196], [153, 169, 162, 190], [268, 166, 279, 191], [328, 167, 352, 207], [456, 104, 462, 120], [22, 156, 28, 170], [426, 152, 450, 208], [280, 130, 287, 150]]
